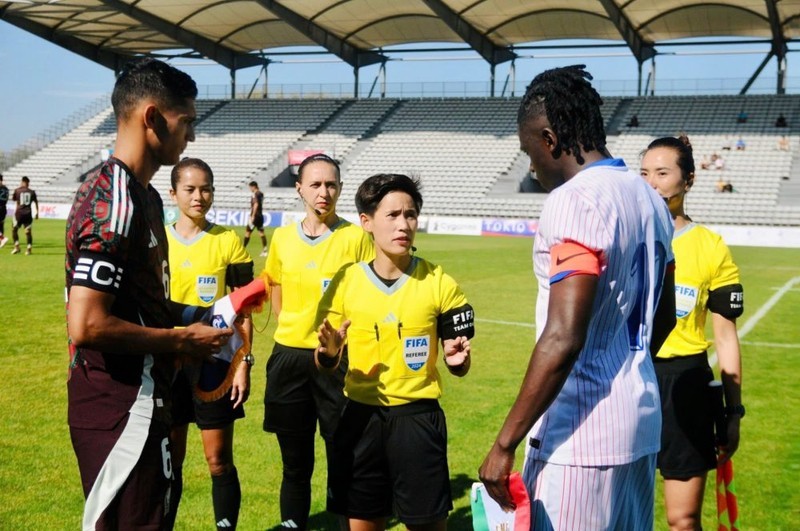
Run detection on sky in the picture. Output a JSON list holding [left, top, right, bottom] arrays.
[[0, 20, 789, 153]]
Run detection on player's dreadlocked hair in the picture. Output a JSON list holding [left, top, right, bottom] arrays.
[[517, 65, 607, 165]]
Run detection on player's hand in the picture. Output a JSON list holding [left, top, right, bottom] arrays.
[[718, 415, 741, 464], [230, 360, 250, 409], [479, 443, 516, 512], [317, 318, 350, 358], [443, 336, 470, 367], [179, 321, 233, 359]]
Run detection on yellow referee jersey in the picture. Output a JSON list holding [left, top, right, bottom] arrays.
[[166, 223, 253, 307], [317, 257, 469, 406], [656, 223, 740, 358], [265, 219, 373, 348]]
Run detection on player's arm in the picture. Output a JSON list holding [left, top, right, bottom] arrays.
[[32, 192, 39, 219], [651, 263, 676, 356], [479, 272, 598, 510], [270, 284, 282, 317], [68, 285, 232, 359]]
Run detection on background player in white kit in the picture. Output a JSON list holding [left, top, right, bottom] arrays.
[[479, 65, 677, 530]]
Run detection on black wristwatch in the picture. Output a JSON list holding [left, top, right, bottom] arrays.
[[726, 404, 746, 418], [243, 353, 255, 366]]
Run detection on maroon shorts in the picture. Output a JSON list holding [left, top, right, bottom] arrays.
[[70, 413, 173, 530]]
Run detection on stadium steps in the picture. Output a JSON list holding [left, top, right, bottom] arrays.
[[778, 146, 800, 205], [606, 98, 635, 135], [488, 151, 529, 194]]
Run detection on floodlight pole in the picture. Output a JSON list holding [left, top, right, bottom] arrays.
[[354, 65, 360, 98], [490, 63, 496, 97], [230, 69, 236, 99]]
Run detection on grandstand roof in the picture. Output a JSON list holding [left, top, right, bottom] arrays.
[[0, 1, 794, 73]]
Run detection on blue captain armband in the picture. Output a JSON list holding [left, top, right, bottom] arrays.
[[438, 304, 475, 340]]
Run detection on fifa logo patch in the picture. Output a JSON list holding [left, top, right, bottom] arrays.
[[674, 284, 697, 318], [196, 275, 218, 304], [321, 278, 331, 294], [403, 335, 430, 371]]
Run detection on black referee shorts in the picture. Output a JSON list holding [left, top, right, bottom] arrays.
[[171, 368, 245, 430], [263, 342, 347, 440], [327, 399, 452, 526], [655, 353, 717, 479]]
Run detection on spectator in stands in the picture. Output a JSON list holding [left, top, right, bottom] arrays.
[[721, 137, 732, 151], [262, 153, 373, 531], [699, 155, 711, 170], [778, 135, 791, 151], [641, 134, 744, 531], [11, 176, 38, 255], [735, 137, 746, 151], [0, 173, 8, 248], [243, 180, 268, 257], [715, 176, 734, 193], [775, 114, 788, 128], [714, 154, 725, 171], [627, 114, 640, 127], [736, 111, 748, 124]]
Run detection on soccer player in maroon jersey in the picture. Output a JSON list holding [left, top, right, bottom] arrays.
[[0, 173, 9, 248], [243, 180, 268, 257], [10, 176, 38, 255], [65, 57, 233, 530]]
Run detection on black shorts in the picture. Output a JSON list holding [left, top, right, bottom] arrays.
[[655, 353, 717, 479], [14, 212, 32, 228], [171, 368, 245, 430], [70, 413, 173, 529], [263, 342, 347, 440], [327, 399, 452, 526], [247, 214, 264, 231]]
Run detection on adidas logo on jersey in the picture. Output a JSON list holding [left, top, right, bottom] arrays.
[[182, 259, 191, 268], [383, 312, 398, 323], [148, 229, 158, 249], [305, 260, 317, 269]]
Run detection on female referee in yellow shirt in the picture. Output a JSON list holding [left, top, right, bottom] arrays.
[[316, 173, 474, 531], [641, 135, 744, 531], [262, 154, 373, 530]]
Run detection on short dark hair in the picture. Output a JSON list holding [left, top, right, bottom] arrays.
[[644, 133, 695, 183], [517, 65, 606, 165], [249, 180, 258, 188], [111, 57, 197, 122], [297, 153, 341, 183], [355, 174, 423, 216], [21, 176, 29, 184], [170, 158, 214, 190]]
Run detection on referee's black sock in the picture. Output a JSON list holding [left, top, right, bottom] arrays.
[[212, 466, 241, 530], [277, 432, 314, 530]]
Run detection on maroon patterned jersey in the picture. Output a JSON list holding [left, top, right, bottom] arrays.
[[12, 185, 37, 217], [65, 158, 175, 429]]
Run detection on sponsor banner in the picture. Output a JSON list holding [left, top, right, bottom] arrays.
[[481, 218, 539, 237], [427, 216, 482, 236], [164, 207, 282, 227], [33, 203, 73, 220]]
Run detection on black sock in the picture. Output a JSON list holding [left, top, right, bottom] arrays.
[[163, 468, 183, 530], [277, 432, 315, 530], [212, 466, 241, 530]]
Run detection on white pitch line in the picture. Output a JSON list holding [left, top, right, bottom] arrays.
[[709, 276, 800, 367], [476, 317, 535, 328]]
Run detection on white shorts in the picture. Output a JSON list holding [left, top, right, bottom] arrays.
[[523, 454, 656, 531]]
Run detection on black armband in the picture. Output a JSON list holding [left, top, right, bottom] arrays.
[[707, 283, 744, 318], [437, 303, 475, 340], [226, 261, 254, 289], [71, 250, 124, 294]]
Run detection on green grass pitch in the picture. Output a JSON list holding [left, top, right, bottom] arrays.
[[1, 219, 798, 529]]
